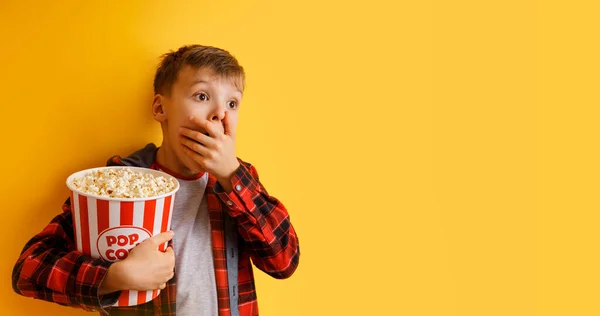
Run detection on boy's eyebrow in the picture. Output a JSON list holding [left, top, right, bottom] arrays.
[[190, 80, 243, 96]]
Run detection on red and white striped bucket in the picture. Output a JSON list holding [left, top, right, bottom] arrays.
[[66, 166, 180, 307]]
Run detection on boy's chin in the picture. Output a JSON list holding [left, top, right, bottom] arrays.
[[180, 156, 206, 175]]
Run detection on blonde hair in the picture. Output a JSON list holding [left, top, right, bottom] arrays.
[[153, 45, 245, 95]]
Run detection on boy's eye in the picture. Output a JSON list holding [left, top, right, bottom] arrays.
[[227, 101, 237, 109], [194, 93, 208, 101]]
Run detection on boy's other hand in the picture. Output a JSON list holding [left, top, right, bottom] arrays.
[[179, 112, 240, 191], [99, 231, 175, 294]]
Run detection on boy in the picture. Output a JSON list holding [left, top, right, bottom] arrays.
[[12, 45, 300, 316]]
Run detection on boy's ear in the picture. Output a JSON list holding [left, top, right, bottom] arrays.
[[152, 94, 167, 123]]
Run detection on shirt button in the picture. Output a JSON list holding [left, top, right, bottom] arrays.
[[226, 201, 233, 206], [235, 184, 242, 191]]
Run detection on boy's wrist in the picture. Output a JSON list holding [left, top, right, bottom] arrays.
[[216, 160, 240, 192], [217, 177, 234, 192], [99, 261, 127, 295]]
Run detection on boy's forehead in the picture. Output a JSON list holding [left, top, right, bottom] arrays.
[[177, 65, 241, 92], [179, 65, 216, 82]]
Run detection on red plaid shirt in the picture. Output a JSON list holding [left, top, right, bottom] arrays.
[[12, 147, 300, 315]]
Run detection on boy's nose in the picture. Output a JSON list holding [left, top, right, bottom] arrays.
[[209, 105, 226, 122]]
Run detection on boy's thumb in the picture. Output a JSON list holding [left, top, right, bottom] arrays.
[[223, 111, 236, 139], [150, 231, 174, 246]]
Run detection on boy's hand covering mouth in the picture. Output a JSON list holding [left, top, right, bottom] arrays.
[[180, 126, 210, 139], [178, 113, 240, 191]]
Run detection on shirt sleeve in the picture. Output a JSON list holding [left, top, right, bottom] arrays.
[[214, 160, 300, 279], [12, 198, 120, 315]]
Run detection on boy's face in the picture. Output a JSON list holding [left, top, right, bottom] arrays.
[[154, 65, 242, 174]]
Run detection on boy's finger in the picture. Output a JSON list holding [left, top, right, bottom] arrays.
[[179, 127, 215, 148], [223, 111, 236, 139], [180, 135, 210, 156], [188, 115, 204, 129], [149, 231, 174, 246], [182, 146, 207, 169], [204, 120, 222, 137], [189, 116, 220, 137]]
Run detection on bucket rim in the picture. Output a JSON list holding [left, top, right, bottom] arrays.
[[66, 166, 180, 202]]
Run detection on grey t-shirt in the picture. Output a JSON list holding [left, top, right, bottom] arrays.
[[170, 173, 218, 316]]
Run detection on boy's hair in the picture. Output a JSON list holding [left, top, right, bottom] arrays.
[[153, 45, 245, 95]]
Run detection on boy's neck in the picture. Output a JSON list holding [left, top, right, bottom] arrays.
[[155, 143, 205, 180]]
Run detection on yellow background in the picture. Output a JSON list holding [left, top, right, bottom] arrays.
[[0, 0, 596, 315]]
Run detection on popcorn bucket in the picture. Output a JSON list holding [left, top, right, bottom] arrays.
[[66, 167, 180, 306]]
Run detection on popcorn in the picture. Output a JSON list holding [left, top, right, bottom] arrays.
[[71, 168, 177, 198]]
